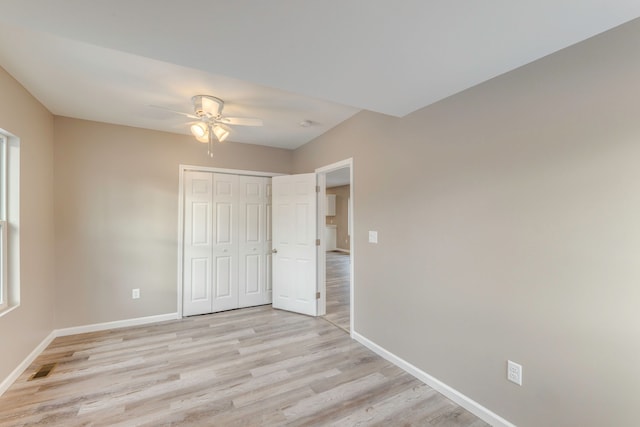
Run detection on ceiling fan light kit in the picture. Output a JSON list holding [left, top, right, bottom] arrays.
[[174, 94, 263, 157], [212, 124, 230, 142], [190, 122, 208, 142]]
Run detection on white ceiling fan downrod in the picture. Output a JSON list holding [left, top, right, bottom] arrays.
[[207, 123, 214, 158]]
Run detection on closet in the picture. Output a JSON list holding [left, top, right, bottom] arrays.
[[183, 170, 272, 316]]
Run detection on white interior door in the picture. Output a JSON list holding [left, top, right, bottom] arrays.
[[211, 173, 239, 312], [238, 175, 272, 307], [183, 171, 213, 316], [272, 173, 318, 316]]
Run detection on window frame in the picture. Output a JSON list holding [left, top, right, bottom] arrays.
[[0, 134, 7, 310], [0, 219, 7, 311], [0, 130, 19, 316]]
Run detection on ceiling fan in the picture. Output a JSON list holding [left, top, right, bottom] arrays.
[[157, 95, 263, 157]]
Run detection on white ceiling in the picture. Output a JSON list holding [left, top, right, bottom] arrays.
[[1, 1, 639, 149], [327, 168, 351, 189]]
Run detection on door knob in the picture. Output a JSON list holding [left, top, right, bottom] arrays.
[[272, 248, 278, 254]]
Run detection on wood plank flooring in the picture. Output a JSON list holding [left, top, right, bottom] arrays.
[[323, 251, 351, 332], [0, 307, 490, 426]]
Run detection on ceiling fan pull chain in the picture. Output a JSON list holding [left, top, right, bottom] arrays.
[[208, 124, 213, 158]]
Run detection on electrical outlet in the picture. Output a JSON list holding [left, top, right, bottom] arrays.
[[132, 288, 140, 299], [368, 230, 378, 243], [507, 360, 522, 385]]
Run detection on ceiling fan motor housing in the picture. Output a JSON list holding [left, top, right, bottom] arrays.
[[192, 95, 224, 119]]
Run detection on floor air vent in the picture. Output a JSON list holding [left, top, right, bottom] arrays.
[[29, 363, 56, 380]]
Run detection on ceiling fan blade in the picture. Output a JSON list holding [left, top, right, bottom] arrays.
[[148, 105, 199, 120], [219, 116, 263, 126]]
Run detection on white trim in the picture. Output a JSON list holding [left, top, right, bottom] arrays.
[[179, 164, 283, 178], [0, 130, 20, 315], [177, 166, 185, 318], [0, 331, 56, 396], [0, 134, 6, 220], [352, 331, 516, 427], [55, 313, 179, 337], [0, 303, 18, 318], [315, 158, 353, 173], [0, 219, 7, 311], [315, 158, 354, 333], [316, 172, 327, 315], [177, 164, 283, 318]]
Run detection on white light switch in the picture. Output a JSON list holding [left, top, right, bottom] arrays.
[[368, 230, 378, 243], [132, 288, 140, 299]]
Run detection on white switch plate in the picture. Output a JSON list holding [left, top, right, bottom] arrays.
[[368, 230, 378, 243], [132, 288, 140, 299], [507, 360, 522, 385]]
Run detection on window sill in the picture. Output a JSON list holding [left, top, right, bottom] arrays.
[[0, 304, 19, 318]]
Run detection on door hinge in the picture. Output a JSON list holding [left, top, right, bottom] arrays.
[[316, 292, 321, 299], [316, 185, 320, 193], [316, 239, 320, 246]]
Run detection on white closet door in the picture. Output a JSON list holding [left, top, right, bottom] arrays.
[[238, 176, 272, 307], [183, 171, 213, 316], [211, 173, 239, 312]]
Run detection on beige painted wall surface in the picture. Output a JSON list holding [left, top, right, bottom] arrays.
[[326, 185, 350, 251], [54, 117, 292, 328], [0, 67, 55, 383], [294, 19, 640, 427]]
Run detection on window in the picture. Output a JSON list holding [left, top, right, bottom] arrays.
[[0, 217, 6, 311], [0, 133, 7, 310], [0, 130, 19, 315]]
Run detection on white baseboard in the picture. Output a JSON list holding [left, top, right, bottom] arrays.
[[0, 312, 180, 397], [351, 331, 515, 427], [334, 248, 350, 254], [56, 313, 179, 337], [0, 330, 56, 396]]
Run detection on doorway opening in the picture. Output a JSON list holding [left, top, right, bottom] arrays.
[[316, 159, 353, 333]]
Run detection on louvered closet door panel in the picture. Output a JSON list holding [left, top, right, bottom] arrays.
[[238, 176, 272, 307], [212, 173, 239, 312], [183, 171, 213, 316]]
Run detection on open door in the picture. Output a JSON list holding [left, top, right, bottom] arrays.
[[272, 173, 318, 316]]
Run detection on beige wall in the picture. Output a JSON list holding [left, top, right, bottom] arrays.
[[54, 117, 292, 327], [293, 20, 640, 427], [0, 67, 56, 383], [326, 185, 350, 251]]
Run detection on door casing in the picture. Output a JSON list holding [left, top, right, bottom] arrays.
[[315, 158, 354, 334]]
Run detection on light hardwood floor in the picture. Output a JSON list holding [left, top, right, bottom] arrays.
[[0, 308, 489, 426], [0, 260, 491, 426], [323, 251, 351, 332]]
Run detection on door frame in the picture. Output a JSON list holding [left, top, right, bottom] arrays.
[[177, 164, 282, 318], [315, 158, 354, 334]]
